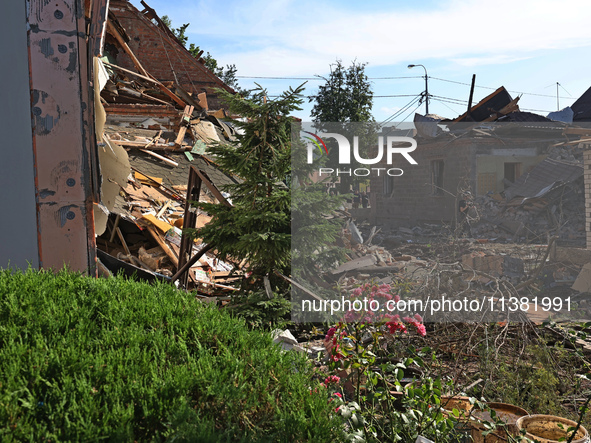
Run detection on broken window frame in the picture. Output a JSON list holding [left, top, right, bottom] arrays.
[[431, 159, 444, 196], [383, 174, 394, 196]]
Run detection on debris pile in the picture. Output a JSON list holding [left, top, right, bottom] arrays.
[[92, 0, 246, 297], [471, 157, 585, 245]]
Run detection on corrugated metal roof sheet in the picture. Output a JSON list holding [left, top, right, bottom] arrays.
[[504, 157, 583, 201]]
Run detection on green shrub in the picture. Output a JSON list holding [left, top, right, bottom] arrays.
[[0, 268, 341, 442]]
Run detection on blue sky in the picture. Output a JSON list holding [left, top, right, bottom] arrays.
[[130, 0, 591, 122]]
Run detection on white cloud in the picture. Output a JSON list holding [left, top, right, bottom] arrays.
[[169, 0, 591, 76], [380, 106, 402, 114], [450, 54, 534, 67]]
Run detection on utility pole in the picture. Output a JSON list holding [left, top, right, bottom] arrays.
[[408, 64, 429, 115], [467, 74, 476, 119]]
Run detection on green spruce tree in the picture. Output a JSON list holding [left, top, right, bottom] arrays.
[[190, 85, 300, 296]]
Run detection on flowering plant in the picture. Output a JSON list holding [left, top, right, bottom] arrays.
[[321, 282, 460, 442]]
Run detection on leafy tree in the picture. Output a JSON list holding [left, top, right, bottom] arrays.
[[189, 44, 243, 92], [310, 59, 374, 123], [310, 60, 376, 193]]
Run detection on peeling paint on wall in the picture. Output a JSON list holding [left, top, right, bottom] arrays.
[[31, 89, 61, 135], [39, 37, 54, 57], [39, 189, 56, 199], [56, 204, 78, 227]]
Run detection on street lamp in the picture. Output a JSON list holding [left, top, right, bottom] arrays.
[[408, 64, 429, 115]]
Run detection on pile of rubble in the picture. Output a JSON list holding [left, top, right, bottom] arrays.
[[472, 181, 585, 245], [297, 213, 591, 324], [91, 1, 247, 296]]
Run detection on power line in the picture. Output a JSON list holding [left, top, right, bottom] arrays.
[[266, 93, 422, 99], [431, 97, 463, 114], [236, 75, 422, 80], [239, 74, 578, 102], [236, 76, 576, 106], [429, 76, 577, 100], [380, 94, 422, 126]]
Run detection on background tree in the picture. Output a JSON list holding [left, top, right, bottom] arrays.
[[310, 60, 376, 193], [311, 59, 374, 123]]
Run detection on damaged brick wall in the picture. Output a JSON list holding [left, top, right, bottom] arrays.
[[108, 0, 233, 111], [370, 137, 472, 226]]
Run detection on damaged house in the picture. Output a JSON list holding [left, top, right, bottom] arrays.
[[370, 86, 589, 245], [2, 0, 244, 294]]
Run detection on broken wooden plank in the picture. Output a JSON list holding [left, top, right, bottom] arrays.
[[142, 214, 174, 235], [146, 225, 178, 269], [171, 243, 214, 283], [109, 214, 121, 243], [191, 167, 232, 208], [115, 227, 131, 256], [101, 47, 187, 109], [130, 166, 185, 201], [276, 272, 323, 302], [144, 129, 163, 149], [102, 61, 161, 85], [111, 139, 185, 150], [139, 148, 178, 167], [330, 255, 377, 275], [156, 200, 172, 218], [175, 105, 195, 147], [107, 20, 149, 77]]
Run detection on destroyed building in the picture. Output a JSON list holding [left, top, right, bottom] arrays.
[[107, 0, 235, 111], [2, 0, 245, 294], [369, 87, 589, 246]]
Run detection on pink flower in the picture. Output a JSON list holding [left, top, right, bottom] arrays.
[[414, 313, 423, 322], [331, 353, 342, 362], [386, 321, 407, 334], [416, 323, 427, 337], [324, 375, 341, 385], [333, 392, 342, 398], [325, 327, 336, 340]]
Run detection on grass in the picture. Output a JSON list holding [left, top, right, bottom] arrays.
[[0, 268, 340, 442]]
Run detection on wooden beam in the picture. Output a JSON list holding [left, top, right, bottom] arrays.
[[110, 139, 187, 151], [191, 167, 233, 207], [139, 149, 178, 167], [275, 272, 324, 302], [175, 105, 194, 147], [102, 61, 159, 85], [171, 243, 214, 283], [178, 167, 202, 287], [107, 20, 149, 77], [146, 225, 178, 269], [103, 27, 188, 109]]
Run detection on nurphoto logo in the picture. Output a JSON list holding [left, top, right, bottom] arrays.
[[303, 131, 418, 177]]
